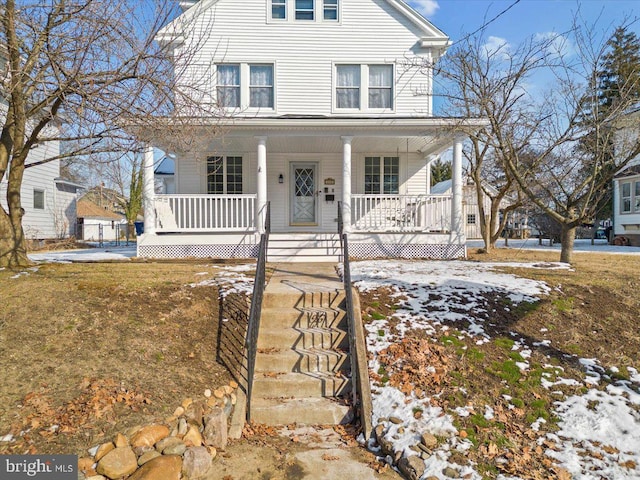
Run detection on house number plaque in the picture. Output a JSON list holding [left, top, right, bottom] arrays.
[[324, 178, 335, 185]]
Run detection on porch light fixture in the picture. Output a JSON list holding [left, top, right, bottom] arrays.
[[278, 174, 284, 184]]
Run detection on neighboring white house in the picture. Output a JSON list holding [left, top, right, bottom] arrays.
[[76, 197, 127, 242], [612, 108, 640, 246], [0, 139, 83, 240], [138, 0, 487, 261], [154, 156, 176, 194]]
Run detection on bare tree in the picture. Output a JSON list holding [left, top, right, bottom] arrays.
[[501, 20, 640, 263], [0, 0, 221, 267], [437, 33, 555, 251]]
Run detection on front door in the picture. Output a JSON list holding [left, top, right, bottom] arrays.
[[290, 163, 318, 225]]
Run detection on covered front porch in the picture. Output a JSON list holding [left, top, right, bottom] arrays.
[[137, 117, 485, 260]]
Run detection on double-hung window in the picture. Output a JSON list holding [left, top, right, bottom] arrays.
[[336, 65, 360, 109], [323, 0, 338, 20], [364, 157, 399, 194], [295, 0, 314, 20], [207, 157, 243, 194], [335, 64, 394, 111], [369, 65, 393, 109], [621, 179, 640, 214], [216, 64, 241, 109], [250, 65, 274, 108], [272, 0, 286, 19]]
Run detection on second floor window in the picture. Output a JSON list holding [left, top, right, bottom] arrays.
[[216, 64, 240, 108], [336, 65, 360, 109], [207, 156, 243, 194], [250, 65, 274, 108], [369, 65, 393, 109], [295, 0, 314, 20]]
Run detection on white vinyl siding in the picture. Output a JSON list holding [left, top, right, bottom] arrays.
[[172, 0, 437, 116]]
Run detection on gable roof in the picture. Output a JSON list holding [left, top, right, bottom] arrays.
[[158, 0, 449, 50], [77, 199, 125, 221], [431, 179, 451, 194], [155, 156, 175, 175]]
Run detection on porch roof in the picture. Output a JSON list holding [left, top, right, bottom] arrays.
[[148, 115, 489, 156]]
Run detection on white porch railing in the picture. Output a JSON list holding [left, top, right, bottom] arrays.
[[351, 194, 452, 232], [154, 194, 257, 232]]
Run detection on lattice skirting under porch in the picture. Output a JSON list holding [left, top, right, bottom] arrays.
[[138, 244, 259, 259], [349, 243, 466, 260]]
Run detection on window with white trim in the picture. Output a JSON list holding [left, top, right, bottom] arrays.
[[272, 0, 286, 19], [364, 157, 399, 194], [620, 180, 640, 214], [249, 65, 274, 108], [207, 156, 243, 194], [323, 0, 338, 20], [216, 64, 240, 108], [295, 0, 314, 20], [33, 189, 45, 209], [335, 64, 394, 111], [215, 63, 275, 110]]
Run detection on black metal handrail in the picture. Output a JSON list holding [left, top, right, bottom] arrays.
[[245, 202, 270, 421]]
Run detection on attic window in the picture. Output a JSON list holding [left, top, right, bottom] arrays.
[[323, 0, 338, 20], [295, 0, 314, 20], [272, 0, 286, 19]]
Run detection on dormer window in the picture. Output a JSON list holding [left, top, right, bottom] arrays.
[[295, 0, 314, 20]]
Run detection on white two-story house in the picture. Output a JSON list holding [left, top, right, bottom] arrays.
[[137, 0, 487, 261]]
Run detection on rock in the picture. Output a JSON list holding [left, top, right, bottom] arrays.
[[425, 477, 440, 480], [203, 408, 228, 449], [173, 406, 185, 417], [206, 446, 217, 459], [182, 398, 193, 409], [156, 436, 182, 452], [96, 447, 138, 479], [229, 380, 238, 389], [374, 424, 394, 457], [182, 446, 212, 479], [389, 416, 403, 425], [204, 389, 212, 398], [163, 441, 187, 456], [398, 455, 426, 480], [94, 442, 115, 462], [398, 427, 405, 434], [178, 418, 188, 435], [206, 397, 219, 408], [420, 432, 438, 449], [86, 476, 107, 480], [417, 443, 431, 454], [78, 457, 95, 472], [184, 400, 206, 427], [184, 425, 204, 447], [114, 433, 128, 448], [229, 393, 237, 406], [128, 455, 182, 480], [125, 425, 143, 439], [213, 389, 225, 399], [221, 385, 233, 395], [132, 446, 155, 457], [137, 450, 161, 466], [130, 425, 170, 448], [443, 466, 460, 478]]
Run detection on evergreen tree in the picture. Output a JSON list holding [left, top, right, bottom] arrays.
[[430, 158, 452, 186], [598, 26, 640, 110]]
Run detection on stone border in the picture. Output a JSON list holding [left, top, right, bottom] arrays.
[[78, 381, 239, 480]]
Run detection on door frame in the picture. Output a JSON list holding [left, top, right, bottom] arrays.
[[289, 161, 319, 226]]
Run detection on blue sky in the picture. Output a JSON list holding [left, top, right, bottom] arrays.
[[409, 0, 638, 43]]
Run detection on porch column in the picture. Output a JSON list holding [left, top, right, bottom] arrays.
[[256, 136, 268, 233], [450, 136, 464, 243], [341, 136, 353, 232], [143, 145, 156, 235]]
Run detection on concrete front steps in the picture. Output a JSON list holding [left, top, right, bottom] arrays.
[[250, 264, 353, 426], [267, 233, 342, 263]]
